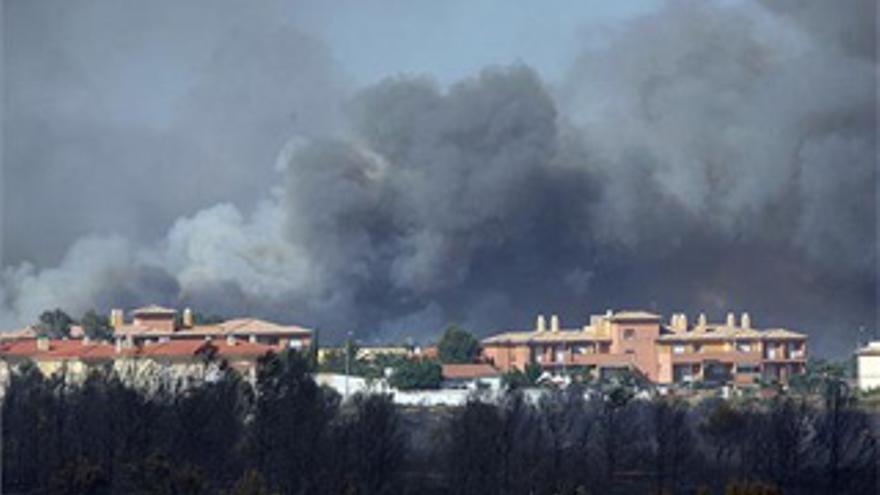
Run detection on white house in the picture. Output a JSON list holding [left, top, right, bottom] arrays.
[[441, 363, 503, 391]]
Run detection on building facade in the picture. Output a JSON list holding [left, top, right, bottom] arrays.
[[0, 336, 275, 388], [482, 310, 808, 385], [856, 341, 880, 392], [111, 304, 313, 350]]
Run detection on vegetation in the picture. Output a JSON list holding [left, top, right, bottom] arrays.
[[35, 308, 75, 338], [436, 325, 480, 364], [502, 362, 543, 389], [80, 310, 113, 340], [2, 354, 878, 494], [387, 358, 442, 390]]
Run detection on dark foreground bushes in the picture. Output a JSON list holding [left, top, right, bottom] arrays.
[[3, 355, 878, 495]]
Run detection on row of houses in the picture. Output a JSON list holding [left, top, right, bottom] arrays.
[[0, 304, 811, 390], [0, 305, 309, 387], [482, 310, 808, 385]]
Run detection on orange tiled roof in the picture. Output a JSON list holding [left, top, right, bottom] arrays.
[[442, 363, 501, 379], [138, 340, 208, 357], [656, 325, 806, 342], [0, 339, 133, 360], [113, 318, 311, 338], [0, 326, 39, 340], [482, 328, 610, 344], [0, 337, 274, 361]]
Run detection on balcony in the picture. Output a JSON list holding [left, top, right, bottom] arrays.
[[763, 349, 807, 362], [537, 352, 636, 368], [670, 350, 762, 364]]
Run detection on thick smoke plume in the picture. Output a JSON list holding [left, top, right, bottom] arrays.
[[2, 0, 876, 355]]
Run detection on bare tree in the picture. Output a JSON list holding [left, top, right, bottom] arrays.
[[649, 397, 693, 495]]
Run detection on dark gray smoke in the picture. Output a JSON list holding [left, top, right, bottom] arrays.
[[1, 0, 876, 356]]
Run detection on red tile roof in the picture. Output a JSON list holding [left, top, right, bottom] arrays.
[[0, 326, 39, 340], [0, 339, 133, 360], [138, 340, 208, 357], [113, 318, 312, 338], [0, 337, 274, 361], [442, 363, 501, 379]]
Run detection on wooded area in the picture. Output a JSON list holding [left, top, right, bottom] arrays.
[[2, 350, 877, 495]]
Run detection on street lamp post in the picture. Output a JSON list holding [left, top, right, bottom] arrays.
[[344, 331, 354, 400]]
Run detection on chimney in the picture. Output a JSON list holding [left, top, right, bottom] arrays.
[[536, 314, 547, 332], [183, 308, 194, 328], [726, 312, 735, 327], [741, 312, 751, 329], [679, 313, 688, 331], [698, 313, 707, 329], [36, 336, 50, 352], [110, 309, 124, 329], [550, 314, 560, 332]]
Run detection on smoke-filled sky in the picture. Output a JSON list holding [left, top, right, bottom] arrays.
[[1, 0, 876, 356]]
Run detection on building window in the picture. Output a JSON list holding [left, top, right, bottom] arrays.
[[673, 345, 686, 355], [694, 344, 703, 353], [737, 342, 752, 353], [623, 329, 636, 340], [555, 347, 565, 363]]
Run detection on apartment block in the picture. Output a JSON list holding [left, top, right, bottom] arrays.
[[111, 304, 313, 350], [0, 336, 275, 387], [482, 310, 807, 385]]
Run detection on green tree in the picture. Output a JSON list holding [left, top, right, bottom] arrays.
[[36, 308, 74, 338], [80, 310, 113, 340], [502, 363, 543, 389], [437, 325, 481, 364], [388, 359, 442, 390]]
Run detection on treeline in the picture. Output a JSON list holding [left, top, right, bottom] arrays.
[[3, 352, 878, 495]]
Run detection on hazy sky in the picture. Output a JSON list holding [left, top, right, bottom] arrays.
[[286, 0, 663, 85], [1, 0, 876, 356]]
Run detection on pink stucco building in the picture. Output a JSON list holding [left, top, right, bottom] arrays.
[[481, 310, 807, 385]]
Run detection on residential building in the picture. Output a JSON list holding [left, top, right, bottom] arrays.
[[0, 335, 274, 387], [856, 340, 880, 392], [441, 363, 503, 391], [482, 310, 807, 385], [110, 304, 313, 350]]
